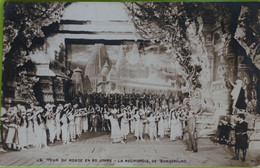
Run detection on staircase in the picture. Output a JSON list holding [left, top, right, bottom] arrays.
[[196, 112, 217, 137]]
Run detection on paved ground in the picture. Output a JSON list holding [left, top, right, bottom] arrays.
[[0, 131, 259, 167]]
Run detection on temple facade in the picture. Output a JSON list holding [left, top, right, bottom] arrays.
[[31, 48, 71, 105], [71, 67, 84, 95], [96, 44, 178, 95], [84, 44, 112, 92]]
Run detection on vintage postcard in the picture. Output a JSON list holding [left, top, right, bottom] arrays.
[[1, 1, 260, 167]]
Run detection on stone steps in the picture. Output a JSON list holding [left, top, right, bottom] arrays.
[[196, 113, 217, 137], [249, 141, 260, 150]]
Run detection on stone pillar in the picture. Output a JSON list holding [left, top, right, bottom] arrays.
[[197, 16, 215, 102], [212, 30, 234, 116], [53, 78, 65, 103], [201, 32, 214, 100], [209, 10, 237, 116], [40, 77, 55, 103]]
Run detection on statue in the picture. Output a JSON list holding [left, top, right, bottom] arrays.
[[217, 65, 226, 81], [189, 88, 216, 114]]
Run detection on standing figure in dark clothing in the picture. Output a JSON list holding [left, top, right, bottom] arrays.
[[218, 117, 231, 144], [232, 114, 248, 162], [103, 94, 108, 106], [187, 112, 198, 152]]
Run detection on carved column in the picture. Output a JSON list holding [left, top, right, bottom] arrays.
[[197, 16, 215, 101], [211, 16, 234, 116]]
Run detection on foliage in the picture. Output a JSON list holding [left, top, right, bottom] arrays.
[[125, 2, 260, 97], [3, 2, 68, 104], [15, 68, 39, 104], [3, 2, 67, 64], [125, 2, 210, 96], [235, 5, 260, 70]]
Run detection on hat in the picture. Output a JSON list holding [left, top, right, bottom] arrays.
[[26, 111, 32, 116], [64, 103, 70, 108], [37, 107, 44, 112], [111, 109, 118, 114], [146, 110, 151, 114], [27, 108, 33, 113], [57, 105, 64, 111], [237, 113, 246, 120], [7, 107, 18, 116], [139, 109, 145, 115], [45, 103, 54, 109], [170, 109, 175, 113]]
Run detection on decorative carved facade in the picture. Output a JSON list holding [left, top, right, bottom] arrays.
[[96, 44, 178, 96], [71, 67, 84, 95], [32, 47, 71, 105], [196, 12, 260, 136]]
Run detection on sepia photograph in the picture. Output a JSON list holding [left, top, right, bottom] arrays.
[[0, 1, 260, 167]]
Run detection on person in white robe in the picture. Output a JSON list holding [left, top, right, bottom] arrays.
[[170, 111, 182, 141], [26, 107, 36, 147], [68, 110, 76, 142], [55, 104, 63, 141], [120, 109, 130, 140], [45, 104, 56, 144], [158, 114, 165, 138], [131, 108, 145, 141], [5, 107, 19, 150], [17, 112, 28, 150], [34, 107, 48, 149], [60, 111, 70, 145], [82, 107, 89, 132], [104, 108, 125, 144], [130, 107, 135, 133], [147, 112, 159, 141]]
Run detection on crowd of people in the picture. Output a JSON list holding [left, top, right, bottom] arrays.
[[79, 92, 184, 110], [0, 93, 199, 153], [0, 92, 250, 162]]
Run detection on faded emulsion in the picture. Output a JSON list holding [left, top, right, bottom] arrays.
[[1, 2, 260, 167]]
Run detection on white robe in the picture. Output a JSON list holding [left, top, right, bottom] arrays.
[[107, 115, 122, 142], [27, 120, 36, 146], [148, 117, 157, 139], [158, 116, 164, 137], [68, 114, 75, 140], [47, 117, 56, 143], [55, 113, 61, 140], [120, 117, 129, 136], [83, 115, 89, 131], [61, 116, 69, 142], [134, 115, 143, 137], [18, 123, 27, 148], [170, 118, 182, 140]]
